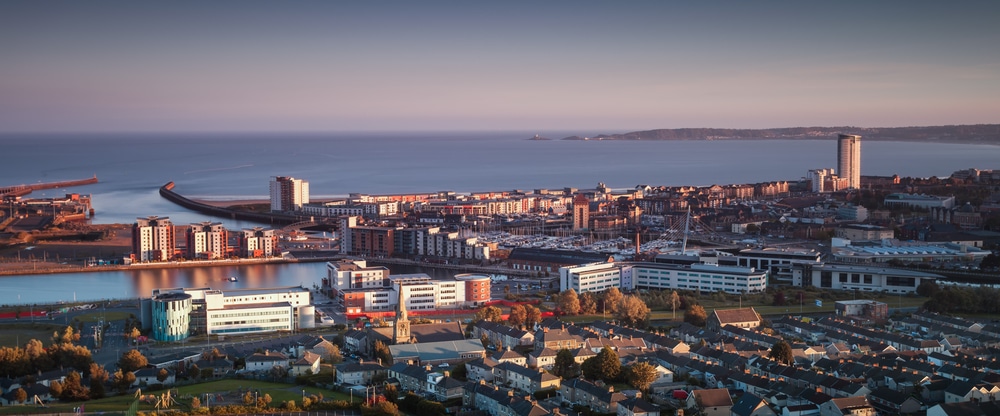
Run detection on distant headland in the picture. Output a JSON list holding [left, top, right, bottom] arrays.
[[530, 124, 1000, 144]]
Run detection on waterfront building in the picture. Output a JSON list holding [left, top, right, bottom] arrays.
[[349, 226, 396, 257], [326, 259, 390, 295], [238, 227, 278, 258], [269, 176, 309, 212], [807, 168, 835, 193], [145, 286, 311, 341], [132, 216, 175, 262], [185, 221, 227, 260], [573, 194, 591, 230], [837, 134, 861, 189]]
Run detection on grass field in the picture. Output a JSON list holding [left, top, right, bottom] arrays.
[[0, 379, 354, 415], [0, 322, 66, 347]]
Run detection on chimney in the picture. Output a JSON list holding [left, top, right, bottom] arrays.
[[508, 390, 514, 397], [444, 371, 450, 378], [480, 379, 486, 385], [425, 364, 433, 372]]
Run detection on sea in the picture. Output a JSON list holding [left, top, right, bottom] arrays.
[[2, 131, 1000, 305]]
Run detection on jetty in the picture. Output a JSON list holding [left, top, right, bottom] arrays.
[[0, 175, 99, 198], [158, 182, 310, 226]]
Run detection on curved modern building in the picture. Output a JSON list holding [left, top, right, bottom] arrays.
[[454, 273, 492, 306], [837, 134, 861, 189], [151, 292, 192, 342]]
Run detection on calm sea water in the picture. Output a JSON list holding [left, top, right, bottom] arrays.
[[4, 132, 1000, 227], [3, 132, 1000, 305]]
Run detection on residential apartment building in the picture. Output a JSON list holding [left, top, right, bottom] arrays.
[[269, 176, 309, 212], [133, 216, 176, 262], [186, 221, 228, 260], [238, 227, 278, 258], [837, 134, 861, 189]]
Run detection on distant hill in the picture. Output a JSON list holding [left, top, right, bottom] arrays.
[[557, 124, 1000, 144]]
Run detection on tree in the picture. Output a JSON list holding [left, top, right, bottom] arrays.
[[188, 363, 201, 380], [553, 348, 580, 379], [625, 362, 660, 392], [615, 295, 651, 328], [191, 396, 201, 409], [362, 400, 400, 416], [583, 347, 620, 382], [768, 340, 794, 365], [474, 306, 503, 323], [524, 304, 542, 327], [684, 304, 708, 327], [112, 369, 136, 393], [508, 304, 527, 327], [59, 371, 90, 402], [579, 292, 598, 315], [670, 291, 681, 320], [328, 344, 344, 364], [89, 363, 109, 399], [118, 349, 148, 373], [14, 387, 27, 404], [917, 281, 941, 297], [157, 368, 169, 383], [772, 291, 787, 306], [384, 384, 399, 404], [373, 340, 392, 366], [602, 287, 624, 315], [557, 289, 580, 315], [49, 380, 63, 398]]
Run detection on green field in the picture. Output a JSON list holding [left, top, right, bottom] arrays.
[[0, 322, 66, 347], [0, 379, 355, 415]]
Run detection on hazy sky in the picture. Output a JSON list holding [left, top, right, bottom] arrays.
[[2, 1, 999, 133]]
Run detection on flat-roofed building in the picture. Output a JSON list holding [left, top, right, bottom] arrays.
[[146, 286, 310, 340], [559, 262, 622, 294], [884, 193, 956, 210], [632, 262, 767, 294], [801, 263, 941, 294], [186, 221, 227, 260]]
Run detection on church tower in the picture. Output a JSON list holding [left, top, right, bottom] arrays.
[[394, 285, 410, 344]]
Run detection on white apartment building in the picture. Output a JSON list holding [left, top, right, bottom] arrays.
[[326, 259, 390, 293], [133, 216, 175, 262], [559, 262, 623, 294], [269, 176, 309, 212], [186, 221, 227, 260], [239, 227, 278, 258]]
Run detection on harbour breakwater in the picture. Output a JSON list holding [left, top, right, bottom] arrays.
[[159, 182, 308, 226], [0, 175, 99, 198]]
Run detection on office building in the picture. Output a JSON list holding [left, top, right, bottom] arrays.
[[796, 263, 941, 294], [269, 176, 309, 212], [337, 272, 491, 314], [837, 134, 861, 189], [132, 216, 175, 262], [186, 221, 228, 259], [145, 286, 312, 341]]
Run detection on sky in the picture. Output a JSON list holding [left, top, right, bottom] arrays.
[[2, 1, 999, 133]]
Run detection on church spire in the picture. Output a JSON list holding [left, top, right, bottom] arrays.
[[394, 283, 410, 344]]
